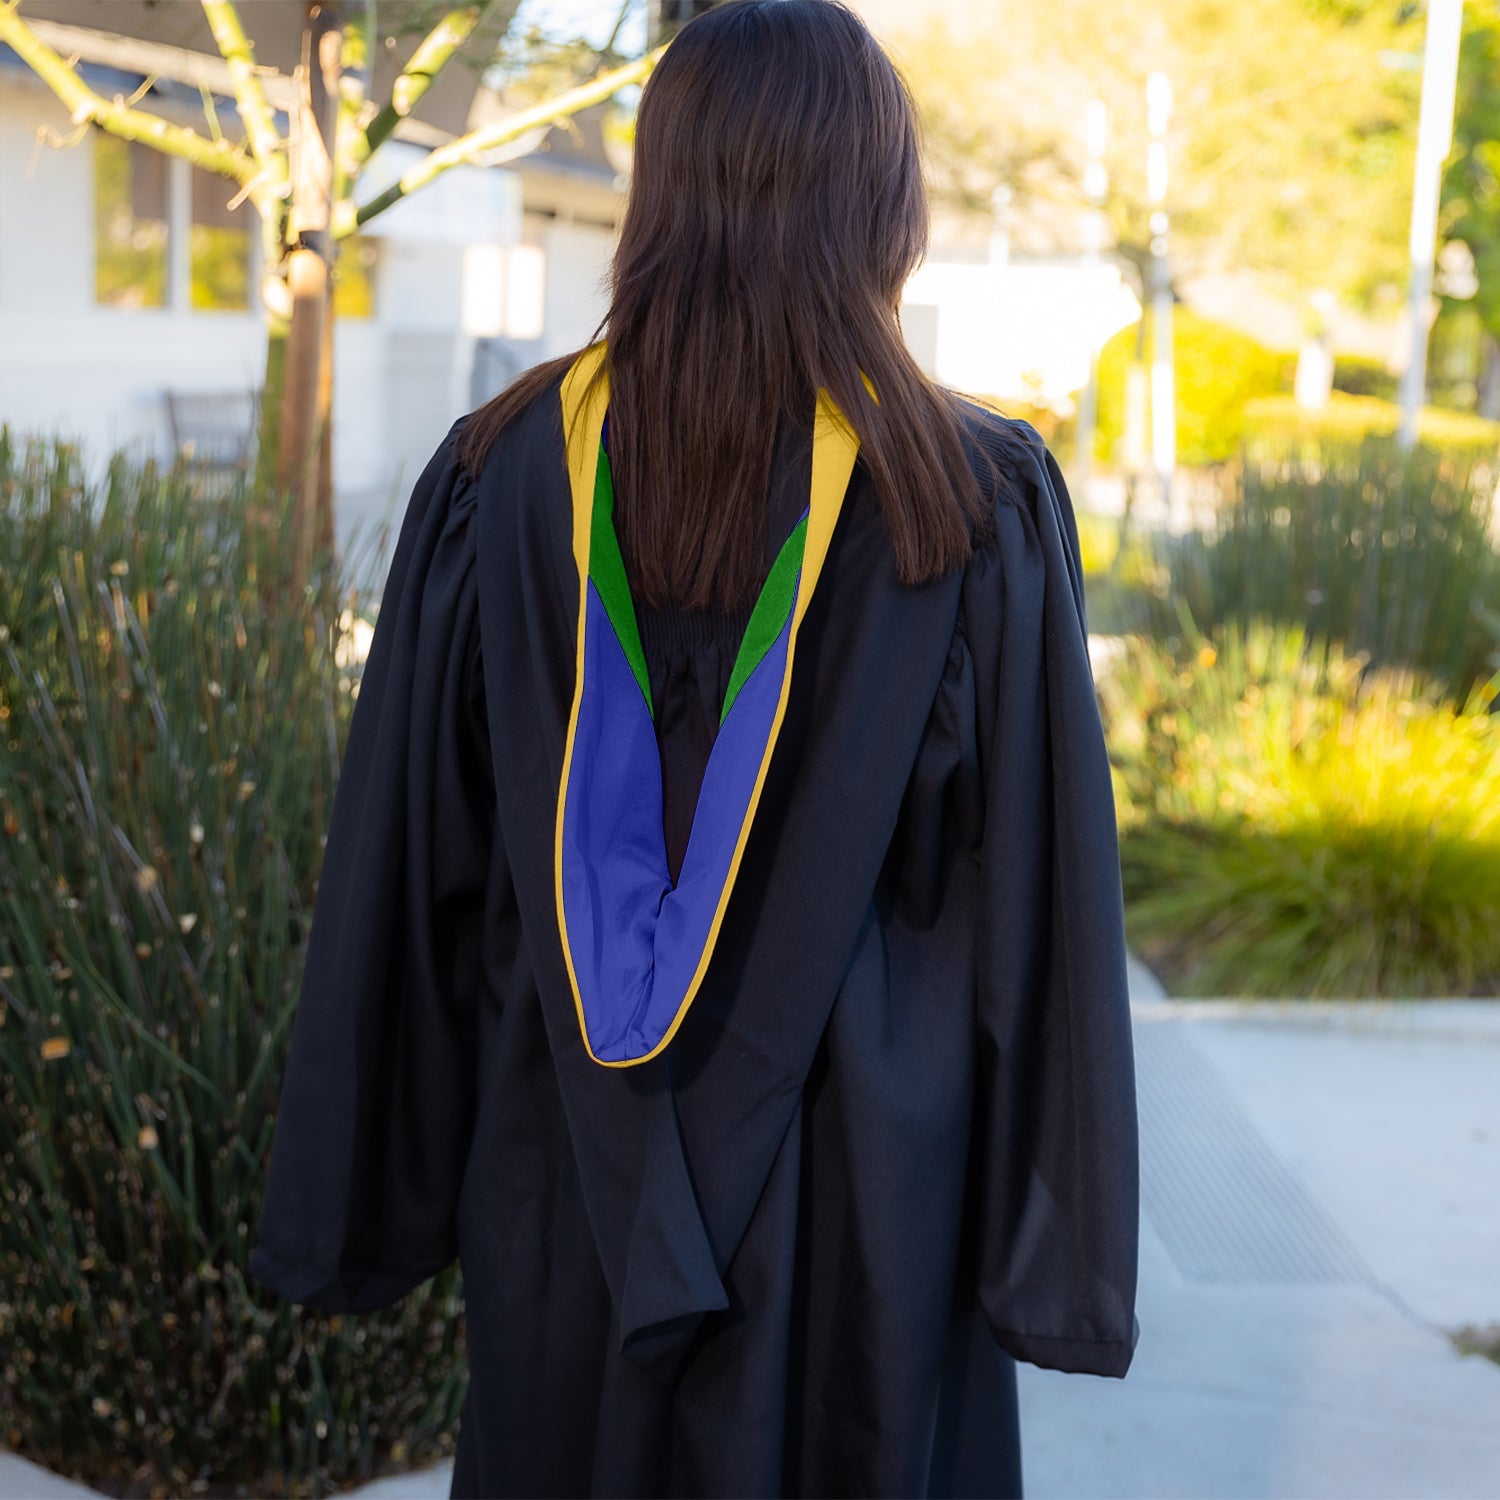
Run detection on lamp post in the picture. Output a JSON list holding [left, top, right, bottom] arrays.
[[1397, 0, 1465, 451], [1146, 70, 1176, 525], [1073, 97, 1109, 509], [989, 181, 1013, 268]]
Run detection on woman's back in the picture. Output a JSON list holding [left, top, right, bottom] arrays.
[[248, 2, 1139, 1493], [249, 353, 1138, 1496], [636, 404, 813, 887]]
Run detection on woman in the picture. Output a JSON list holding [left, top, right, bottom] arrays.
[[248, 2, 1140, 1496]]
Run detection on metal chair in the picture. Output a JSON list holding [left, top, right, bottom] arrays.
[[163, 389, 261, 500]]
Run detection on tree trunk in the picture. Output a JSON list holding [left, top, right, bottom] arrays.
[[1479, 330, 1500, 423], [276, 1, 340, 601], [256, 318, 287, 503], [317, 277, 334, 557], [1114, 294, 1149, 567], [277, 246, 331, 597]]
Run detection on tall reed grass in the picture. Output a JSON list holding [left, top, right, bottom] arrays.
[[1100, 619, 1500, 997], [1161, 434, 1500, 696], [0, 432, 465, 1496]]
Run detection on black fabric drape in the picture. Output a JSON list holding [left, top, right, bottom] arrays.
[[249, 427, 492, 1311], [248, 377, 1139, 1500]]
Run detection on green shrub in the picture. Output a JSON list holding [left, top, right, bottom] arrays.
[[1100, 620, 1500, 998], [1161, 432, 1500, 696], [1075, 511, 1122, 576], [1242, 391, 1500, 459], [0, 433, 466, 1496], [1096, 308, 1297, 467], [1427, 300, 1490, 414], [1332, 352, 1399, 403], [1076, 510, 1170, 635]]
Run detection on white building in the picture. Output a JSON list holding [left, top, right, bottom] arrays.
[[0, 16, 624, 551], [0, 6, 1137, 552]]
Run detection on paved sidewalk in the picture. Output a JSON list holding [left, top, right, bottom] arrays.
[[6, 964, 1498, 1500], [1018, 964, 1500, 1499]]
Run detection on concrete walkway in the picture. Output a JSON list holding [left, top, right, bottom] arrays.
[[1016, 963, 1500, 1499], [6, 963, 1499, 1499]]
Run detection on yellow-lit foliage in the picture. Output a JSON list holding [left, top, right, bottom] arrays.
[[1242, 392, 1500, 455], [1096, 309, 1295, 467], [1100, 620, 1500, 997]]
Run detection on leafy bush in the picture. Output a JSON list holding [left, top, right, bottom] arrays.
[[1332, 352, 1399, 403], [1242, 391, 1500, 458], [1075, 510, 1169, 635], [1101, 620, 1500, 998], [1075, 510, 1123, 577], [1096, 308, 1297, 467], [1161, 433, 1500, 696], [0, 433, 466, 1496], [1426, 300, 1491, 414]]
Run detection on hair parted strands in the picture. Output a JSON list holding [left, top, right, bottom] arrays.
[[455, 0, 1014, 611]]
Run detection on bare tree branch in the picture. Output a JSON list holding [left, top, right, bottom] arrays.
[[352, 2, 496, 174], [198, 0, 288, 198], [347, 42, 664, 233], [332, 0, 375, 206], [603, 0, 634, 56], [0, 0, 254, 183]]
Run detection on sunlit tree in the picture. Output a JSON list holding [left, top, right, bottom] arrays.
[[0, 0, 665, 594], [891, 0, 1426, 318], [1440, 0, 1500, 416]]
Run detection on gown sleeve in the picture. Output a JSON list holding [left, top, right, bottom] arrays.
[[248, 417, 494, 1313], [963, 418, 1141, 1378]]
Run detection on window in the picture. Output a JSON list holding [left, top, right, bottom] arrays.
[[333, 236, 379, 320], [94, 134, 167, 308], [190, 164, 251, 311], [94, 131, 254, 312]]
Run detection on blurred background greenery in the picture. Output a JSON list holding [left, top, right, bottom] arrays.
[[2, 0, 1500, 1494], [0, 435, 466, 1495], [875, 0, 1500, 1004]]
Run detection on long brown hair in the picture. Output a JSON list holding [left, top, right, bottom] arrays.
[[455, 0, 1011, 611]]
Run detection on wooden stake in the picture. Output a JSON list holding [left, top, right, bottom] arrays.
[[276, 2, 339, 600]]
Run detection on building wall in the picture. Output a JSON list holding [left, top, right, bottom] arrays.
[[535, 214, 616, 356], [1, 65, 1148, 518], [0, 82, 268, 465], [0, 75, 518, 528], [464, 206, 618, 406]]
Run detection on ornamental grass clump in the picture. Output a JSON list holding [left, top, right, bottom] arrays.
[[0, 431, 465, 1497], [1101, 619, 1500, 998], [1161, 433, 1500, 697]]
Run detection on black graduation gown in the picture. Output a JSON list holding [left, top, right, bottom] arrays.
[[247, 362, 1141, 1500]]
